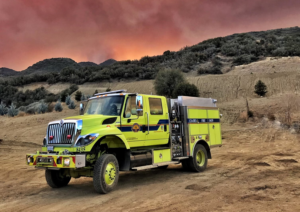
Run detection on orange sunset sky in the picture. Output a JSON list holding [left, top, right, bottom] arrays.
[[1, 0, 300, 71]]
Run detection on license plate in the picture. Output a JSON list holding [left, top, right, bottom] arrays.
[[37, 157, 53, 164], [47, 146, 54, 151]]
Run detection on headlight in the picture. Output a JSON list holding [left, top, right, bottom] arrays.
[[27, 157, 31, 164], [64, 158, 70, 166], [75, 133, 99, 146], [43, 138, 47, 146]]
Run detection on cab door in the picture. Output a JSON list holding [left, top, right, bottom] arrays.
[[120, 95, 147, 147], [145, 97, 169, 146]]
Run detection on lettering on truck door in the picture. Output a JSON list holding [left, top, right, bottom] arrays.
[[145, 97, 169, 146], [120, 95, 147, 147]]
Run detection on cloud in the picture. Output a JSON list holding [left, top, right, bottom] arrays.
[[1, 0, 300, 70]]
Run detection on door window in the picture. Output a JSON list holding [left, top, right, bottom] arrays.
[[149, 98, 163, 115], [124, 96, 143, 118]]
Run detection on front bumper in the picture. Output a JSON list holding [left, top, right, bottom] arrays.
[[26, 153, 86, 169]]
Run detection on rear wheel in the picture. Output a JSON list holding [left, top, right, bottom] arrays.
[[45, 169, 71, 188], [93, 154, 119, 194], [182, 144, 208, 172]]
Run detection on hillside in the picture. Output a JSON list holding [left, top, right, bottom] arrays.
[[78, 62, 99, 67], [99, 59, 117, 67], [21, 58, 81, 75], [2, 26, 300, 87], [0, 67, 18, 77]]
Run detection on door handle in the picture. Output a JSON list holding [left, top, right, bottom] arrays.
[[146, 112, 149, 135]]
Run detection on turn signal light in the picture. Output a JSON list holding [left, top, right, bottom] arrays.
[[49, 136, 54, 140]]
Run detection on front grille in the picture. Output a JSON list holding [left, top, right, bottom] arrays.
[[47, 123, 76, 144]]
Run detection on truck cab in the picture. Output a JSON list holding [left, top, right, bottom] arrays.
[[26, 90, 222, 194]]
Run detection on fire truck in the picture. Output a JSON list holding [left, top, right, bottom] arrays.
[[26, 90, 222, 194]]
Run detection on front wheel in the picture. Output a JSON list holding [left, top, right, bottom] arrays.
[[45, 169, 71, 188], [93, 154, 119, 194]]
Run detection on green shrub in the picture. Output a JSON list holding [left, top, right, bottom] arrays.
[[25, 107, 36, 114], [7, 103, 19, 117], [54, 101, 63, 112], [81, 94, 86, 101], [37, 101, 48, 114], [154, 69, 186, 98], [68, 101, 76, 109], [254, 80, 268, 96], [0, 102, 7, 115], [65, 95, 71, 105], [106, 88, 111, 92], [172, 83, 199, 97]]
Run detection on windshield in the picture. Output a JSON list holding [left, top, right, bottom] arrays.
[[84, 96, 125, 116]]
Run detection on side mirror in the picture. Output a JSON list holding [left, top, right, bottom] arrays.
[[79, 103, 84, 115]]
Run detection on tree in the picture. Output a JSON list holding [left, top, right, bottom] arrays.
[[172, 82, 199, 98], [68, 100, 76, 109], [60, 92, 68, 102], [7, 103, 19, 117], [154, 69, 186, 98], [75, 91, 82, 102], [254, 80, 267, 96], [54, 101, 63, 112]]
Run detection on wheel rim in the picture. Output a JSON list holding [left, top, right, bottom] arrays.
[[105, 162, 116, 185], [196, 150, 205, 166]]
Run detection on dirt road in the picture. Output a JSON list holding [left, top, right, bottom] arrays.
[[1, 121, 300, 212]]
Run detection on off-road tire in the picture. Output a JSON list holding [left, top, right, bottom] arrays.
[[189, 144, 208, 172], [45, 169, 71, 188], [93, 154, 119, 194]]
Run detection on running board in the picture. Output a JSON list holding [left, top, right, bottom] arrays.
[[132, 161, 179, 171], [173, 157, 189, 160]]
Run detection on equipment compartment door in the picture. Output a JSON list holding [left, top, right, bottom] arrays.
[[145, 97, 169, 146], [207, 110, 222, 146]]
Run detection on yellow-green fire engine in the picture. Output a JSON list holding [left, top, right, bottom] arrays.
[[26, 90, 222, 194]]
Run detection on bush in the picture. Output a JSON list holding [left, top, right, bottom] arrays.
[[197, 67, 222, 75], [94, 90, 98, 95], [254, 80, 267, 96], [81, 94, 86, 101], [68, 101, 76, 109], [25, 107, 36, 114], [0, 102, 7, 115], [154, 69, 186, 97], [65, 95, 71, 105], [172, 83, 199, 98], [7, 103, 19, 117], [47, 103, 54, 112], [75, 91, 82, 102], [106, 88, 111, 92], [54, 101, 63, 112], [45, 94, 59, 103], [37, 101, 48, 114]]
